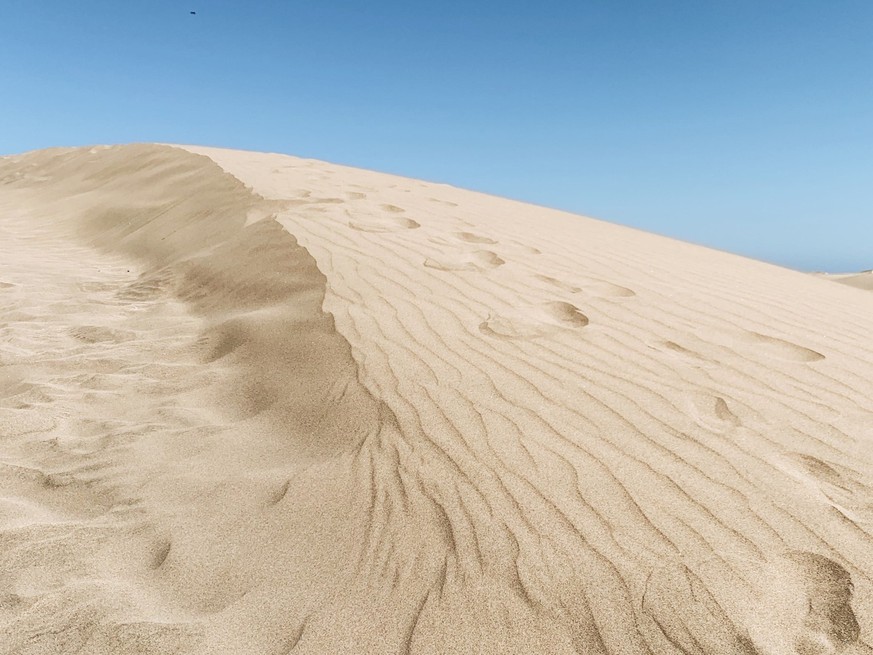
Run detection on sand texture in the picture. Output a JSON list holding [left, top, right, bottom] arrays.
[[1, 143, 873, 654], [818, 272, 873, 292]]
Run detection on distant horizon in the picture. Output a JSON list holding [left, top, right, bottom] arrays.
[[3, 1, 870, 272]]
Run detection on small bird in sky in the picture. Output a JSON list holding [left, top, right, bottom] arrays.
[[190, 11, 196, 15]]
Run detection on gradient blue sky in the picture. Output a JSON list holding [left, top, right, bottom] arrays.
[[2, 1, 871, 271]]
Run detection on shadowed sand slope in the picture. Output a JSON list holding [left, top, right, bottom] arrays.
[[1, 144, 873, 654], [818, 271, 873, 292]]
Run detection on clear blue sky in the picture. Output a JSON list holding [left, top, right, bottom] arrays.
[[2, 1, 871, 271]]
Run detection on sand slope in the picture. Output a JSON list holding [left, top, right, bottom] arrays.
[[1, 144, 873, 654], [818, 271, 873, 292]]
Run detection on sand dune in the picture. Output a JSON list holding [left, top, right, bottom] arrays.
[[818, 271, 873, 292], [1, 144, 872, 654]]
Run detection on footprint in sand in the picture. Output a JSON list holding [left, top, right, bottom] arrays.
[[747, 551, 862, 654], [429, 198, 458, 207], [424, 250, 505, 272], [685, 393, 741, 433], [150, 539, 173, 570], [268, 479, 292, 507], [0, 282, 15, 289], [348, 216, 421, 233], [644, 552, 865, 655], [512, 242, 541, 255], [656, 340, 703, 359], [387, 186, 412, 194], [582, 278, 635, 298], [456, 231, 498, 245], [480, 301, 588, 339], [785, 453, 873, 524], [535, 275, 582, 293], [727, 330, 825, 363], [345, 191, 367, 200], [535, 274, 635, 298]]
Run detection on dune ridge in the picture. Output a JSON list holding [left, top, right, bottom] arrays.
[[1, 143, 872, 653], [818, 271, 873, 292]]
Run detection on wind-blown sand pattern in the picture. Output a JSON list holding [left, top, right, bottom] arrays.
[[1, 144, 873, 654]]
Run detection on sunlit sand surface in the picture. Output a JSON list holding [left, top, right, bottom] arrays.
[[1, 144, 872, 653]]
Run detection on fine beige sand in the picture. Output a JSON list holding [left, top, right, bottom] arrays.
[[1, 144, 873, 654], [817, 271, 873, 292]]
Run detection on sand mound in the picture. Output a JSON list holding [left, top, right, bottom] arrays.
[[818, 271, 873, 292], [1, 144, 872, 653]]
